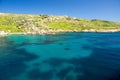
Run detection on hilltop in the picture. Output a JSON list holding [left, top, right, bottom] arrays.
[[0, 13, 120, 35]]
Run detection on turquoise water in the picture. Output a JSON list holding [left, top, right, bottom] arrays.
[[0, 32, 120, 80]]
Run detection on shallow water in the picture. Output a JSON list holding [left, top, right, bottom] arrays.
[[0, 32, 120, 80]]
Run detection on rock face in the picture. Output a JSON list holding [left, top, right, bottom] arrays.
[[0, 31, 7, 36]]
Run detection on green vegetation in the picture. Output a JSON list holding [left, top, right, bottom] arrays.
[[0, 13, 120, 34]]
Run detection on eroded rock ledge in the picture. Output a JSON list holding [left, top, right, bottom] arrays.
[[1, 29, 120, 37]]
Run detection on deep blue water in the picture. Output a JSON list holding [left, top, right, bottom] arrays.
[[0, 32, 120, 80]]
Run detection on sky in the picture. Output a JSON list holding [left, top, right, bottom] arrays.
[[0, 0, 120, 22]]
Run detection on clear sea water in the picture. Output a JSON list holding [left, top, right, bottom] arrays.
[[0, 32, 120, 80]]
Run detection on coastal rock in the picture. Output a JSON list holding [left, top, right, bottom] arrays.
[[0, 31, 7, 37]]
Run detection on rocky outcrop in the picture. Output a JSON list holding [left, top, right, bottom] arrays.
[[0, 31, 8, 37]]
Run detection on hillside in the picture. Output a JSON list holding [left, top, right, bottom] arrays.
[[0, 13, 120, 34]]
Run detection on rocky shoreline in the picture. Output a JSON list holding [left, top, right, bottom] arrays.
[[0, 29, 120, 37], [2, 29, 120, 37]]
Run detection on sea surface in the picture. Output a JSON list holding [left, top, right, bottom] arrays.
[[0, 32, 120, 80]]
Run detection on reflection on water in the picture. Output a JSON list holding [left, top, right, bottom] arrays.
[[0, 32, 120, 80]]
